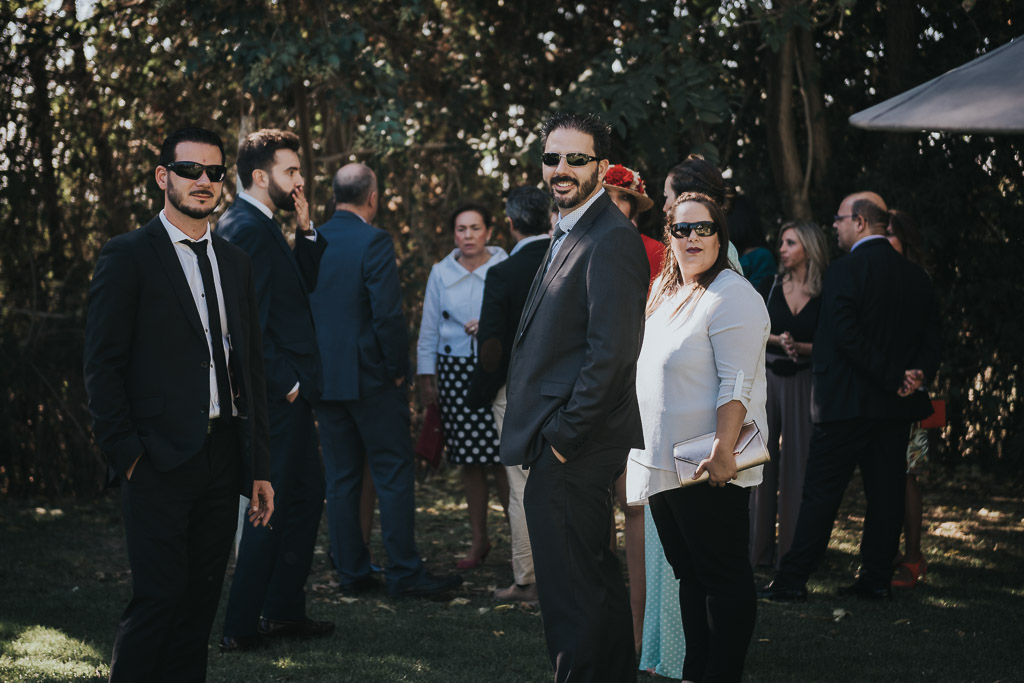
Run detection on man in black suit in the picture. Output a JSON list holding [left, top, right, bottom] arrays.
[[468, 185, 551, 605], [500, 113, 648, 682], [310, 163, 462, 598], [761, 192, 939, 602], [216, 129, 333, 651], [84, 127, 274, 682]]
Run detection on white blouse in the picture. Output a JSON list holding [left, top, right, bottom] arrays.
[[417, 245, 508, 373], [626, 269, 770, 505]]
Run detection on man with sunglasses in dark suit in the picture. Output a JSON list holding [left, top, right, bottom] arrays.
[[216, 129, 334, 652], [84, 127, 273, 682], [500, 113, 649, 682]]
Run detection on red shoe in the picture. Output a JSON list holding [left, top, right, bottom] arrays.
[[892, 558, 927, 589], [456, 542, 492, 570]]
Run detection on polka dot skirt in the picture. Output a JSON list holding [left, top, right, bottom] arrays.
[[436, 354, 502, 465]]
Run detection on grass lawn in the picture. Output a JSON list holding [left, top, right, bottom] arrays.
[[1, 465, 1022, 682]]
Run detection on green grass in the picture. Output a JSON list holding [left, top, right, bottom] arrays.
[[2, 466, 1022, 682]]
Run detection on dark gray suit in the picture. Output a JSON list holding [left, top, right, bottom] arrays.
[[500, 192, 648, 682]]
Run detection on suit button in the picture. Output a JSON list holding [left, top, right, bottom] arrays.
[[201, 361, 209, 369], [444, 345, 451, 353], [442, 310, 450, 319], [200, 407, 206, 413]]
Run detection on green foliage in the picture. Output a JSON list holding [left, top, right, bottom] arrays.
[[1, 0, 1021, 496]]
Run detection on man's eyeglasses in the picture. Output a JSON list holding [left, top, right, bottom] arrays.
[[833, 214, 857, 222], [669, 221, 718, 238], [541, 152, 600, 167], [165, 161, 227, 182]]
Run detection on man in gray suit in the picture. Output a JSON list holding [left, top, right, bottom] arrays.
[[500, 112, 649, 682]]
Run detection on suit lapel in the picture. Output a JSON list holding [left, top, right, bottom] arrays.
[[516, 194, 608, 340], [145, 218, 206, 341], [241, 200, 308, 292]]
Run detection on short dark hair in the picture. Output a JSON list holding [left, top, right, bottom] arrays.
[[727, 194, 766, 251], [505, 186, 551, 237], [332, 163, 376, 205], [158, 127, 224, 167], [449, 201, 492, 231], [667, 155, 730, 211], [540, 112, 611, 160], [236, 129, 300, 189], [852, 199, 889, 232]]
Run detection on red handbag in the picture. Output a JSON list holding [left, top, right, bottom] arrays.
[[919, 399, 946, 430], [415, 403, 445, 468]]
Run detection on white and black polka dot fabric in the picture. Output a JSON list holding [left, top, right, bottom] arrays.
[[436, 354, 501, 465]]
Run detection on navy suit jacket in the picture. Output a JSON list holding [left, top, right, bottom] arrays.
[[467, 237, 550, 408], [84, 216, 271, 493], [216, 198, 326, 402], [811, 237, 940, 424], [500, 194, 648, 466], [309, 209, 409, 401]]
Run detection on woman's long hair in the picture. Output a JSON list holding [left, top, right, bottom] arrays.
[[777, 221, 829, 298], [647, 192, 732, 319], [888, 209, 928, 270]]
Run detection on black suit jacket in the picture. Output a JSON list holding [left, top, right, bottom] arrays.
[[215, 198, 326, 402], [467, 237, 550, 408], [811, 237, 940, 424], [84, 216, 271, 493], [500, 193, 648, 466]]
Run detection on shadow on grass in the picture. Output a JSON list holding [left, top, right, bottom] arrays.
[[2, 465, 1022, 681]]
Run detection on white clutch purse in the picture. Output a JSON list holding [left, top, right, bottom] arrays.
[[673, 421, 769, 487]]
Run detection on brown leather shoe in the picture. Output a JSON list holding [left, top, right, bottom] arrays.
[[257, 617, 335, 638], [493, 582, 539, 605], [219, 634, 267, 653]]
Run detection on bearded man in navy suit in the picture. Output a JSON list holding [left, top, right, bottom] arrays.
[[216, 129, 333, 650]]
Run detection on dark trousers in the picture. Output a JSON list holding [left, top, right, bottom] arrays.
[[317, 388, 423, 592], [524, 444, 636, 683], [109, 419, 240, 683], [777, 418, 910, 588], [223, 395, 324, 637], [649, 483, 756, 683]]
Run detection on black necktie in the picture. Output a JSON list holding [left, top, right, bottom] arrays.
[[182, 240, 232, 416]]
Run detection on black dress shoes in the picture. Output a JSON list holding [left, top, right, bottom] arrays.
[[219, 634, 267, 653], [338, 574, 381, 597], [257, 617, 335, 638], [838, 580, 892, 600], [390, 571, 463, 598], [757, 580, 808, 602]]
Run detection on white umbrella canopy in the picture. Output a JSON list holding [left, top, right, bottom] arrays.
[[849, 36, 1024, 134]]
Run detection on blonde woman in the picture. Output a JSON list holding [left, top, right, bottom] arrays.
[[750, 221, 830, 568]]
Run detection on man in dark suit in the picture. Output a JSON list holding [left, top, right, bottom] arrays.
[[215, 129, 333, 651], [84, 127, 274, 682], [467, 185, 551, 605], [761, 192, 939, 602], [500, 113, 649, 682], [309, 163, 461, 598]]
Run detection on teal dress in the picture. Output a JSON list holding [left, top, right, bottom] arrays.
[[638, 505, 686, 679], [739, 247, 776, 295]]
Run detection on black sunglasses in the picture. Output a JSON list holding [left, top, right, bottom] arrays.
[[165, 161, 227, 182], [541, 152, 600, 167], [669, 221, 718, 238]]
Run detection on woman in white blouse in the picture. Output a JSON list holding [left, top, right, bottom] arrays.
[[417, 202, 509, 570], [627, 192, 769, 683]]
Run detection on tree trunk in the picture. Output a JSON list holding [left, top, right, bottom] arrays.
[[765, 35, 811, 221]]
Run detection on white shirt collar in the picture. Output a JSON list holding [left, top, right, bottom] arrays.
[[510, 233, 550, 255], [850, 234, 888, 252], [557, 187, 605, 235], [159, 210, 210, 244], [238, 191, 274, 219]]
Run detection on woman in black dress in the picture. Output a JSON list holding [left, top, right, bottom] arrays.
[[749, 221, 830, 568]]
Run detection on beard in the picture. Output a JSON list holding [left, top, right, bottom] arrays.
[[269, 175, 296, 212], [167, 180, 220, 220], [547, 167, 600, 211]]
